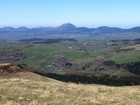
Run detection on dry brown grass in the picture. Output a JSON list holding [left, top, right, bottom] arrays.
[[121, 44, 140, 51], [0, 72, 140, 105]]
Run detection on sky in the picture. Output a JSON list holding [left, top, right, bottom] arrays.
[[0, 0, 140, 28]]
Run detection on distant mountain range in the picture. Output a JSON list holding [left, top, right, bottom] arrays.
[[0, 23, 140, 41], [1, 23, 140, 34]]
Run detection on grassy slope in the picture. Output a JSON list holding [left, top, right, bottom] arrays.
[[0, 72, 140, 105], [17, 42, 140, 66], [0, 43, 108, 68], [1, 42, 140, 69], [112, 51, 140, 64]]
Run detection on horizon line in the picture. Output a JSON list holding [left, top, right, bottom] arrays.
[[0, 23, 140, 29]]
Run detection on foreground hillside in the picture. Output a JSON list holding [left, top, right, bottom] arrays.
[[0, 64, 140, 105]]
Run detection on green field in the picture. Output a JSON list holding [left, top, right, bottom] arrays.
[[0, 40, 140, 77]]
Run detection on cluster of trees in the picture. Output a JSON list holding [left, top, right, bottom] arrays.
[[19, 38, 77, 44], [116, 62, 140, 75], [33, 71, 140, 86]]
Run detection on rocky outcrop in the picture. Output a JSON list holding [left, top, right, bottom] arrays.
[[0, 63, 25, 75]]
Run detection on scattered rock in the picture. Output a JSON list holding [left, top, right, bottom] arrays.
[[0, 63, 26, 75], [26, 98, 31, 101], [18, 97, 24, 100]]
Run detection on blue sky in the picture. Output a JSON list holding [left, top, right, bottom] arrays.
[[0, 0, 140, 28]]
